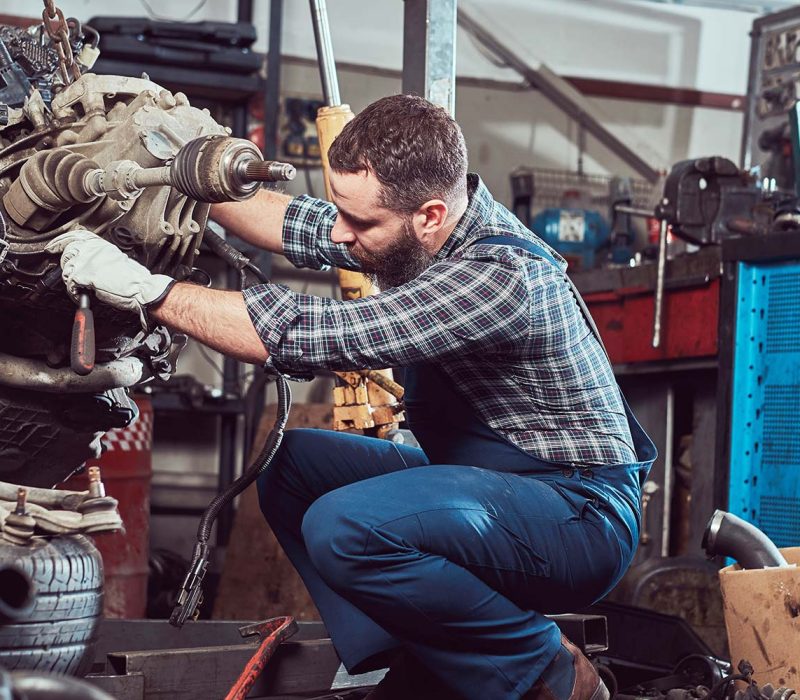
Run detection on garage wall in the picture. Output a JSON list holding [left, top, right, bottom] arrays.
[[4, 0, 751, 195], [277, 59, 745, 209]]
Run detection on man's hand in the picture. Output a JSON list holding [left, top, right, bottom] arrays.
[[45, 230, 175, 329]]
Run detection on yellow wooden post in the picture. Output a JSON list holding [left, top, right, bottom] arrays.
[[315, 105, 404, 439]]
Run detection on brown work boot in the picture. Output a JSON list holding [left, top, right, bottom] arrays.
[[522, 634, 609, 700]]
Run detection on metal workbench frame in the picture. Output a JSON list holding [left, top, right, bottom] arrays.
[[84, 615, 607, 699]]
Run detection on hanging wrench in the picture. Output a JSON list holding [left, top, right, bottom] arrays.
[[651, 217, 668, 349]]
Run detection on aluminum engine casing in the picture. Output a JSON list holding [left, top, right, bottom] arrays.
[[0, 72, 232, 486]]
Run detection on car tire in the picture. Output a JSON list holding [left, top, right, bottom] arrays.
[[0, 535, 103, 676]]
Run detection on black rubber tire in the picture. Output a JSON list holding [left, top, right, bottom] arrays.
[[0, 535, 103, 676]]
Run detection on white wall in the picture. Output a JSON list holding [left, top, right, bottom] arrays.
[[5, 0, 753, 181], [9, 0, 754, 98]]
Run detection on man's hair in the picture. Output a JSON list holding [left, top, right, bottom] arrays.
[[328, 94, 468, 215]]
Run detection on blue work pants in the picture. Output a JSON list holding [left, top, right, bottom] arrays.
[[257, 428, 643, 699]]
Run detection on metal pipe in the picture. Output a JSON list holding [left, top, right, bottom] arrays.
[[457, 5, 661, 183], [614, 204, 656, 219], [237, 0, 253, 23], [130, 166, 172, 189], [0, 353, 147, 392], [703, 510, 788, 569], [308, 0, 341, 106], [652, 218, 668, 348], [264, 0, 283, 161]]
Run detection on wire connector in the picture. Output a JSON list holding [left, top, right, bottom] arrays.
[[169, 541, 210, 628]]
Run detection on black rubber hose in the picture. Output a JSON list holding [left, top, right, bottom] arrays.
[[202, 228, 250, 271], [702, 510, 788, 569], [196, 374, 291, 544], [195, 226, 284, 542], [245, 260, 269, 284]]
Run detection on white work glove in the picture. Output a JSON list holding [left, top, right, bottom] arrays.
[[45, 230, 175, 329]]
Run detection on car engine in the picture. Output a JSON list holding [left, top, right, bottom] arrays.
[[0, 12, 292, 488]]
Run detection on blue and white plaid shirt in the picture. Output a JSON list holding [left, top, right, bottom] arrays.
[[243, 174, 636, 467]]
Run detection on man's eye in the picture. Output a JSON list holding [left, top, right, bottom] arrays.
[[344, 215, 368, 230]]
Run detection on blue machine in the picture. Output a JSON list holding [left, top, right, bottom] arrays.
[[531, 208, 610, 270], [728, 259, 800, 547]]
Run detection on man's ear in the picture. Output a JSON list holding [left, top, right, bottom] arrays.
[[413, 199, 449, 240]]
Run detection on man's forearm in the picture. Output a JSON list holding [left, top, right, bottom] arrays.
[[210, 189, 293, 254], [150, 282, 268, 364]]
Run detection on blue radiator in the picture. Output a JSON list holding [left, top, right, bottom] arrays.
[[729, 259, 800, 547]]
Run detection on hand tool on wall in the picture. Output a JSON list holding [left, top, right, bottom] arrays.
[[308, 0, 404, 439], [652, 217, 668, 349]]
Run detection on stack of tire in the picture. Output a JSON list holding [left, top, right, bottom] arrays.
[[0, 535, 103, 676]]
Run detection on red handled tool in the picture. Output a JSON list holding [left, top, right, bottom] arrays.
[[70, 291, 95, 375], [225, 616, 298, 700]]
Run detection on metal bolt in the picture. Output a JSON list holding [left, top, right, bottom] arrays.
[[88, 466, 105, 498], [14, 488, 27, 515]]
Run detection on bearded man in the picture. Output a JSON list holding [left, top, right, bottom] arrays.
[[49, 94, 654, 700]]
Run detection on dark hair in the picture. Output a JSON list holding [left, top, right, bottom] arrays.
[[328, 94, 468, 215]]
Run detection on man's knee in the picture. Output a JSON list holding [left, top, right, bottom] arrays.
[[301, 492, 368, 592], [256, 428, 311, 521]]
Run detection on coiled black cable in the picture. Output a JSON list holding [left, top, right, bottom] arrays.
[[169, 227, 290, 626], [195, 373, 291, 544]]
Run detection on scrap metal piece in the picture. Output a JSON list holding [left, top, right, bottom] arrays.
[[1, 488, 35, 545], [226, 617, 298, 700], [78, 466, 122, 533], [0, 473, 122, 537], [0, 353, 148, 392]]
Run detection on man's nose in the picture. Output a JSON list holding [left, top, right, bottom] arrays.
[[331, 218, 356, 244]]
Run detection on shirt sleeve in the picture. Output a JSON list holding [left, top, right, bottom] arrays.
[[242, 254, 533, 378], [281, 194, 362, 271]]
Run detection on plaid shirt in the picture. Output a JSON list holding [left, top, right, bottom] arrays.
[[243, 175, 636, 467]]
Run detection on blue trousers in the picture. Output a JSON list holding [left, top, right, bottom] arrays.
[[257, 428, 645, 699]]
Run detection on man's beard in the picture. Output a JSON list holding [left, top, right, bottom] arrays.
[[349, 218, 434, 290]]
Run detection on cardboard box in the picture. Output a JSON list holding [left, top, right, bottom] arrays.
[[720, 547, 800, 687]]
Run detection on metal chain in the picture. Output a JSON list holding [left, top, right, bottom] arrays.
[[41, 0, 81, 85]]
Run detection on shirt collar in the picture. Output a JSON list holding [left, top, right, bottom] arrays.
[[434, 173, 495, 261]]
